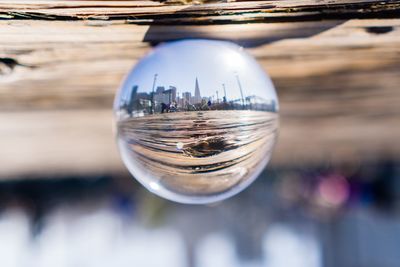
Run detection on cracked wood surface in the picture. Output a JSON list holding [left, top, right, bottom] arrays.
[[0, 0, 399, 23], [0, 0, 399, 178]]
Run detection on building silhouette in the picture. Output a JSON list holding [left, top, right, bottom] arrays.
[[166, 86, 177, 103], [182, 92, 192, 105], [154, 86, 176, 106], [193, 77, 202, 104], [156, 86, 165, 94]]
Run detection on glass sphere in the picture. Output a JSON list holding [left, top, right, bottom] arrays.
[[114, 39, 279, 204]]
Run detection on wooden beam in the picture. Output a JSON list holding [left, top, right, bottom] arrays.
[[0, 18, 399, 178], [0, 0, 399, 23], [0, 110, 125, 179], [0, 0, 399, 179]]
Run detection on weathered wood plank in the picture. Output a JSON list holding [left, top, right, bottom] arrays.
[[0, 19, 399, 178], [0, 110, 125, 179], [1, 20, 400, 110], [0, 0, 399, 23]]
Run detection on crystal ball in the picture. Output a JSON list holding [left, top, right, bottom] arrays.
[[114, 39, 279, 204]]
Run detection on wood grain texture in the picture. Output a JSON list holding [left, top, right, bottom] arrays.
[[0, 110, 125, 179], [0, 18, 399, 178], [0, 0, 399, 23]]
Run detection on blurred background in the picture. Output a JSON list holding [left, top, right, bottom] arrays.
[[1, 17, 400, 267], [0, 160, 399, 267]]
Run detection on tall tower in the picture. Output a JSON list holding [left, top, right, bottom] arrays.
[[235, 72, 245, 108], [222, 83, 227, 103], [194, 77, 201, 104], [150, 73, 158, 114]]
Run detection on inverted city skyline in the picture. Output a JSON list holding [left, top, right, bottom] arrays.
[[118, 73, 277, 117], [116, 40, 278, 113]]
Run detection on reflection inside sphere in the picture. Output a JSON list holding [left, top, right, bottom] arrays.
[[114, 39, 279, 204]]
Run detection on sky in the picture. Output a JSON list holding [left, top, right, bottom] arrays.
[[117, 39, 278, 105]]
